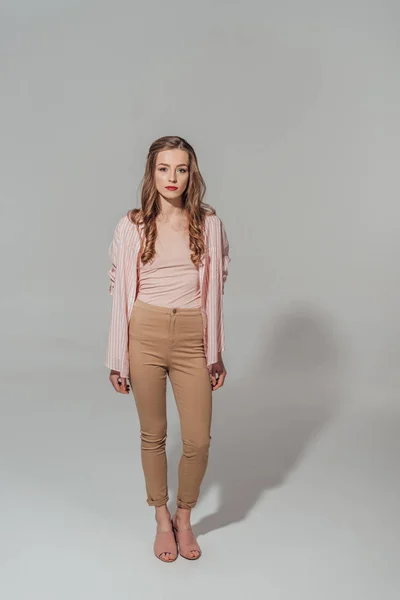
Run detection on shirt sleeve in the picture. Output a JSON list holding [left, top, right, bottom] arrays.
[[221, 220, 231, 294], [107, 220, 122, 295]]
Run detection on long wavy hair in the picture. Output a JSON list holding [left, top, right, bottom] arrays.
[[127, 135, 216, 267]]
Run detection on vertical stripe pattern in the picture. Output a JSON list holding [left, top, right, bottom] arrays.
[[105, 213, 230, 378]]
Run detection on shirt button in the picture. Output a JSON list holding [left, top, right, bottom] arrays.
[[172, 308, 177, 314]]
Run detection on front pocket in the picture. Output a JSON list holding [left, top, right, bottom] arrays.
[[129, 308, 167, 341], [175, 313, 204, 339]]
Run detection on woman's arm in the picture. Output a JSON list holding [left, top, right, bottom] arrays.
[[207, 215, 230, 391], [220, 219, 231, 294], [107, 221, 121, 295], [106, 217, 130, 394]]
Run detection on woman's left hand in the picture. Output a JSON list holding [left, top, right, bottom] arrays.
[[209, 354, 227, 391]]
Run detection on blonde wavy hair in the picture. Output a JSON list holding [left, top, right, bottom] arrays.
[[127, 135, 216, 267]]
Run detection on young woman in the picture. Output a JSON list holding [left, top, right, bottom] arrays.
[[105, 135, 231, 562]]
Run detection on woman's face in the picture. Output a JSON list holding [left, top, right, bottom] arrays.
[[154, 148, 189, 200]]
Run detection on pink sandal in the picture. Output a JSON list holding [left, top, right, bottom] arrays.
[[172, 514, 202, 560], [154, 519, 178, 563]]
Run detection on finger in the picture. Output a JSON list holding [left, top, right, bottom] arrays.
[[119, 378, 128, 393], [110, 376, 128, 394], [213, 370, 226, 390], [112, 381, 121, 392]]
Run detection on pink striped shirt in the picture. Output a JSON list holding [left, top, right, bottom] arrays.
[[105, 213, 231, 378]]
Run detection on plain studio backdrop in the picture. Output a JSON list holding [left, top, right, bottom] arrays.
[[1, 1, 399, 599]]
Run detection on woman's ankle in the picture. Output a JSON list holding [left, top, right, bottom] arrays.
[[155, 504, 171, 519], [175, 507, 191, 521]]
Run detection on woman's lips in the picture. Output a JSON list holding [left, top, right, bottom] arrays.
[[166, 186, 178, 190]]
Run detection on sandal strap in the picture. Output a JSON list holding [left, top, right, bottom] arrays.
[[173, 526, 201, 554], [154, 529, 178, 559]]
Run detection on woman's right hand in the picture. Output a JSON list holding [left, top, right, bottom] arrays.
[[109, 370, 130, 394]]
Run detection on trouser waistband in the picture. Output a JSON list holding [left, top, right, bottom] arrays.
[[134, 298, 202, 316]]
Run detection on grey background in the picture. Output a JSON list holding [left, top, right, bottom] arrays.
[[1, 1, 399, 598]]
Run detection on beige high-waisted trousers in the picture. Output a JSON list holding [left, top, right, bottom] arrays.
[[128, 298, 213, 509]]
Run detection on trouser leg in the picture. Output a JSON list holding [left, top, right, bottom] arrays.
[[169, 347, 213, 510], [128, 313, 169, 507]]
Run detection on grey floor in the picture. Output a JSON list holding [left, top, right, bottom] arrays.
[[2, 361, 399, 600]]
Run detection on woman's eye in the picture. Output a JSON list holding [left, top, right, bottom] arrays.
[[158, 167, 187, 173]]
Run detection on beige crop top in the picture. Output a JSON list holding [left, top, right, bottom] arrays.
[[135, 220, 201, 308]]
